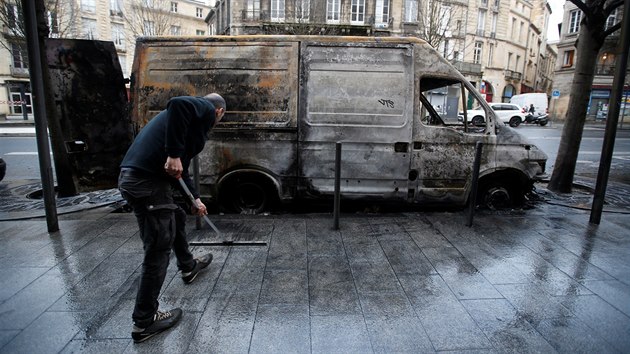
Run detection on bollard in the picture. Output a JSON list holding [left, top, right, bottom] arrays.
[[333, 142, 342, 230], [466, 141, 483, 227]]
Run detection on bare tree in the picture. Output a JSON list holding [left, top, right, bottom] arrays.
[[548, 0, 623, 193], [124, 0, 177, 37], [0, 0, 76, 51], [418, 0, 452, 48]]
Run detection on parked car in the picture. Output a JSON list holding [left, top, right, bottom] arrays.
[[459, 102, 528, 127]]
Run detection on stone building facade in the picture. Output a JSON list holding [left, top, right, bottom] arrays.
[[206, 0, 555, 106], [552, 1, 628, 121], [0, 0, 211, 118]]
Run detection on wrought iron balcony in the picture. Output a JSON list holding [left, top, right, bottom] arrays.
[[504, 69, 522, 80]]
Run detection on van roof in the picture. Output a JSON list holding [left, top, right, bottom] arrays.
[[135, 35, 429, 46]]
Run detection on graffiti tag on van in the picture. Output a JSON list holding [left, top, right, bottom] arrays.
[[378, 99, 395, 108]]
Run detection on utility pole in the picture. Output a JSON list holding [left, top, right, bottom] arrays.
[[21, 0, 58, 232]]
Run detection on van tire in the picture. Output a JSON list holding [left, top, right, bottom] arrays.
[[539, 120, 548, 126], [472, 116, 485, 126], [219, 173, 276, 214], [477, 179, 522, 210], [509, 117, 521, 127]]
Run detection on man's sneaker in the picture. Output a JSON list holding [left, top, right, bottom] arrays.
[[181, 253, 213, 284], [132, 308, 182, 343]]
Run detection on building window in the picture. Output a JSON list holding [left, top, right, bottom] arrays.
[[563, 50, 575, 67], [473, 42, 483, 64], [477, 9, 486, 36], [170, 2, 177, 12], [82, 18, 97, 39], [296, 0, 309, 21], [196, 7, 203, 18], [170, 25, 181, 35], [326, 0, 340, 23], [245, 0, 260, 19], [143, 20, 155, 35], [507, 52, 512, 69], [511, 18, 516, 39], [375, 0, 389, 26], [405, 0, 418, 22], [110, 0, 123, 16], [196, 29, 205, 35], [112, 23, 125, 49], [11, 43, 28, 69], [488, 43, 494, 66], [6, 4, 20, 32], [569, 9, 581, 33], [118, 55, 127, 77], [351, 0, 365, 24], [81, 0, 96, 12], [271, 0, 285, 22], [605, 8, 618, 30], [490, 13, 497, 36], [47, 11, 59, 36], [516, 55, 521, 71]]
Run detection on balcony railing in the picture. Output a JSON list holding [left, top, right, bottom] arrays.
[[504, 69, 522, 80], [595, 64, 615, 75], [10, 66, 29, 78], [453, 61, 482, 75]]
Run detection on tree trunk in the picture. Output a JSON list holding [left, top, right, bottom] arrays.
[[547, 21, 604, 193]]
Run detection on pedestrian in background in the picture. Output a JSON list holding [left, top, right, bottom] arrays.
[[118, 93, 226, 343]]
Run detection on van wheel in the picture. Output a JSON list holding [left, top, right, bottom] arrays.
[[472, 116, 485, 126], [478, 180, 520, 210], [219, 174, 275, 214], [509, 117, 521, 127]]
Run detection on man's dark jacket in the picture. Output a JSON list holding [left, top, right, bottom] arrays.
[[121, 96, 217, 198]]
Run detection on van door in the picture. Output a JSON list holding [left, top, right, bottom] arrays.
[[298, 42, 414, 200], [413, 76, 495, 205]]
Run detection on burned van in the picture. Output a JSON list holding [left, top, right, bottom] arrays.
[[130, 35, 547, 213]]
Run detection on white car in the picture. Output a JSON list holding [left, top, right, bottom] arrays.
[[459, 102, 527, 127]]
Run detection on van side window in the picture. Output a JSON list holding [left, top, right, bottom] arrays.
[[420, 77, 487, 134]]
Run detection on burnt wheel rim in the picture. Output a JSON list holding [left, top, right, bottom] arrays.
[[485, 186, 511, 210], [234, 182, 267, 213]]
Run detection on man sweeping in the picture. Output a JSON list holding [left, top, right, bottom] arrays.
[[118, 93, 226, 343]]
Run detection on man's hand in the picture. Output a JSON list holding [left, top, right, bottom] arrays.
[[191, 198, 207, 216], [164, 157, 183, 178]]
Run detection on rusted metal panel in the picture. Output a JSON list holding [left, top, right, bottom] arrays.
[[46, 39, 131, 191], [131, 39, 299, 130], [298, 42, 414, 199]]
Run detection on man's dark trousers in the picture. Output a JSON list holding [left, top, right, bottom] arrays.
[[118, 168, 196, 327]]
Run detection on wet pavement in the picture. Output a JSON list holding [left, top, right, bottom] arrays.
[[2, 119, 630, 353], [1, 180, 630, 353]]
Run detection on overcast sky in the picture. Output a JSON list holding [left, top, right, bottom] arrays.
[[547, 0, 565, 42]]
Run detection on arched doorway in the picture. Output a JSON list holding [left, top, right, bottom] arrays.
[[502, 84, 516, 103], [480, 80, 494, 102]]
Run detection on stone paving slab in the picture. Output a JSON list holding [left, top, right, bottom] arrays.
[[1, 202, 630, 353]]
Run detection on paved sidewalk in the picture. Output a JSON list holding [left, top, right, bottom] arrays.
[[0, 199, 629, 353]]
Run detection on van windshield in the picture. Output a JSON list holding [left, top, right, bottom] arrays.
[[420, 77, 487, 134]]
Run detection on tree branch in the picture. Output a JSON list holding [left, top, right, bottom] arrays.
[[602, 22, 621, 38], [604, 0, 623, 17], [567, 0, 591, 17]]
